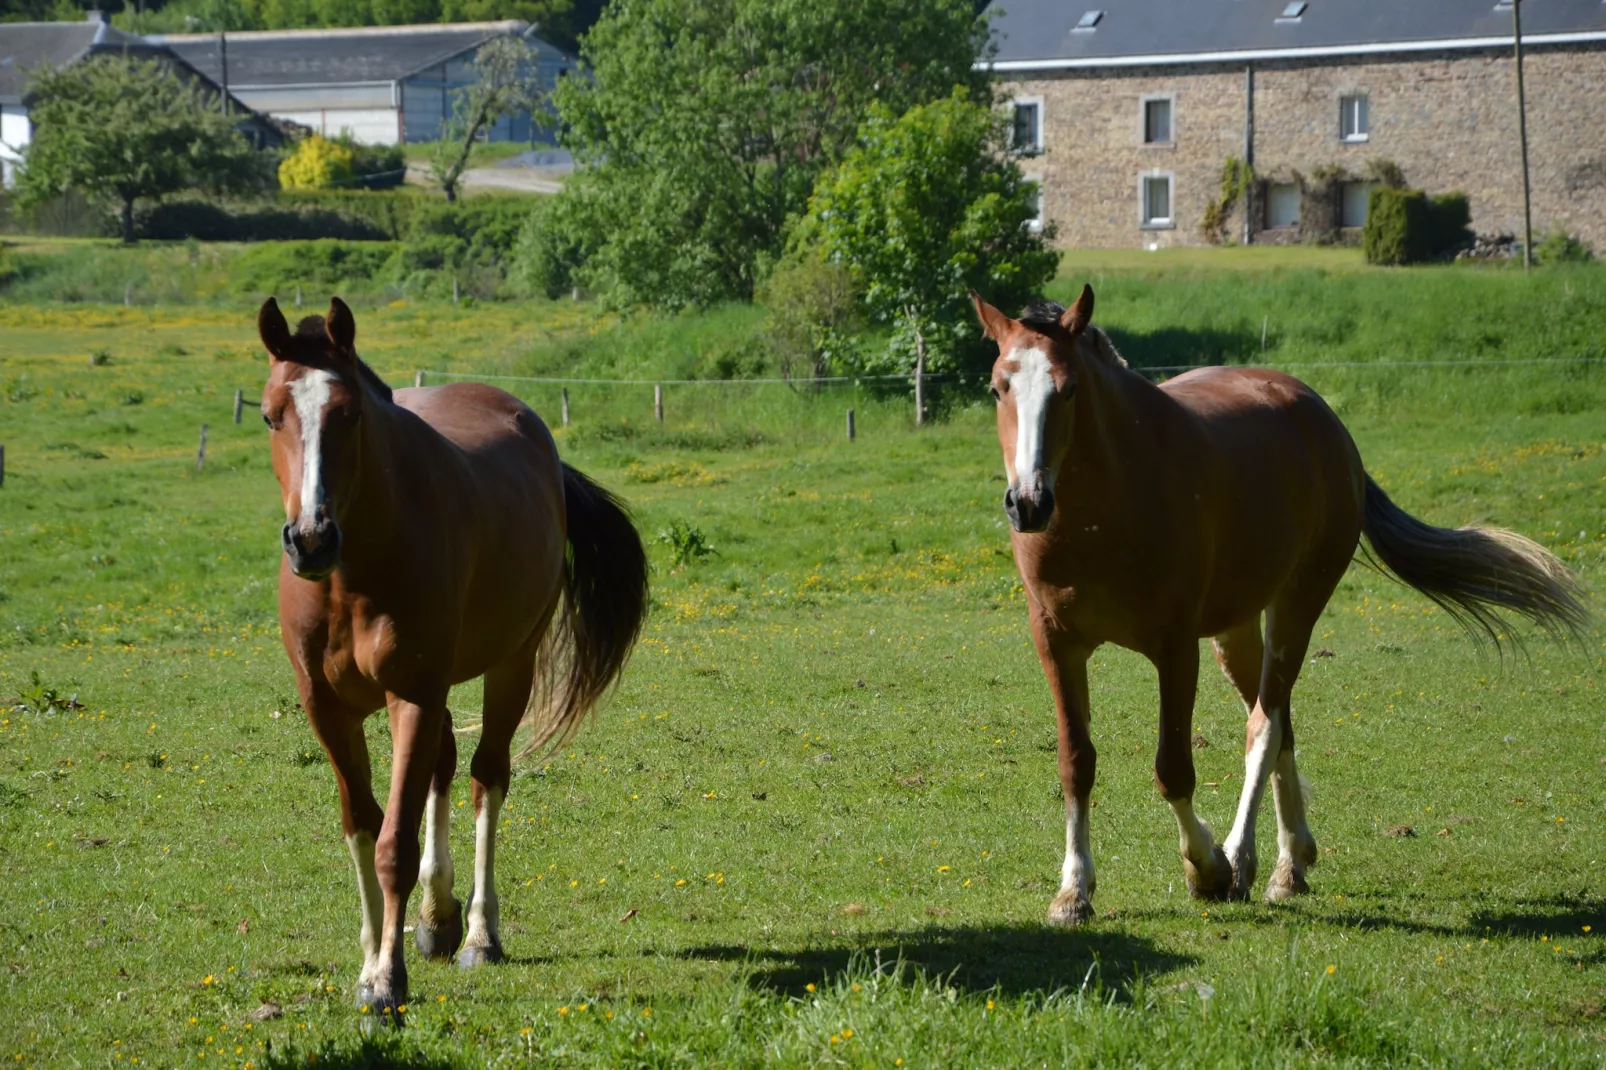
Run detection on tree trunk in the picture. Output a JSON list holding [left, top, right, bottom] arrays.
[[120, 196, 135, 245], [444, 181, 457, 204], [910, 309, 927, 428]]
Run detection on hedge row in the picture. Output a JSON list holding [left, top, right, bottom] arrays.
[[1363, 188, 1472, 266]]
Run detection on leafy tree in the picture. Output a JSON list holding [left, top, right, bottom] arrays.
[[757, 250, 861, 382], [542, 0, 990, 310], [17, 55, 268, 243], [278, 134, 356, 189], [804, 89, 1059, 409], [428, 35, 543, 203]]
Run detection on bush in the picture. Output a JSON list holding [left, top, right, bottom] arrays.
[[278, 136, 357, 190], [1535, 229, 1594, 264], [278, 189, 427, 241], [133, 198, 389, 242], [228, 240, 398, 296], [337, 135, 406, 191], [757, 250, 862, 379], [513, 193, 596, 299], [1364, 187, 1431, 266], [1427, 192, 1472, 255], [396, 196, 541, 279]]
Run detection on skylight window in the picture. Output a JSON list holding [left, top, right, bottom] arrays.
[[1281, 2, 1308, 17], [1073, 10, 1104, 32]]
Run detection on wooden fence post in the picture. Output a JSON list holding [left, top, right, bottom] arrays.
[[294, 284, 303, 307], [654, 383, 664, 423], [846, 409, 856, 441], [196, 424, 208, 471], [233, 389, 244, 425], [0, 444, 5, 488], [414, 370, 425, 388], [452, 278, 460, 306], [561, 387, 570, 427], [123, 282, 132, 307]]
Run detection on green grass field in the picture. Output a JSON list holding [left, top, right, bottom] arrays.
[[1, 255, 1604, 1067]]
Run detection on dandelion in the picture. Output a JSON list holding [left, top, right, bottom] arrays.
[[841, 1028, 854, 1039], [558, 1006, 568, 1016], [1326, 965, 1336, 975], [675, 879, 687, 887], [1584, 925, 1593, 933], [987, 1000, 996, 1010], [937, 865, 950, 873], [806, 983, 817, 993]]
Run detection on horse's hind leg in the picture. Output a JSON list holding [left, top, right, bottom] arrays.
[[459, 637, 538, 968], [1214, 617, 1272, 900], [1222, 603, 1321, 902], [415, 714, 463, 960]]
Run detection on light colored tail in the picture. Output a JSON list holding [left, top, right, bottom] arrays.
[[1360, 474, 1589, 649]]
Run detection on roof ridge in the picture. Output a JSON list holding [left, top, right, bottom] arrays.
[[152, 19, 527, 43]]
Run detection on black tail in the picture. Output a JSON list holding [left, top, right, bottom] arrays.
[[524, 464, 650, 754], [1360, 474, 1589, 649]]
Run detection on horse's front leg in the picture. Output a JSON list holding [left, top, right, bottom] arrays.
[[1030, 611, 1097, 927], [301, 681, 385, 1006], [362, 689, 447, 1022], [415, 713, 464, 960], [1152, 641, 1231, 900]]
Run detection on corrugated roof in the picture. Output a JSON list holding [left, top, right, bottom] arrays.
[[0, 21, 161, 103], [983, 0, 1606, 69], [153, 21, 565, 89]]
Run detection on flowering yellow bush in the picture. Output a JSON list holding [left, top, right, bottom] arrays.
[[277, 135, 356, 190]]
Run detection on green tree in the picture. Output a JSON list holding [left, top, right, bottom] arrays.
[[804, 89, 1059, 412], [542, 0, 990, 310], [428, 35, 543, 203], [17, 55, 268, 243]]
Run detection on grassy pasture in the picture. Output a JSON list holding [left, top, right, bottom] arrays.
[[1, 256, 1604, 1067]]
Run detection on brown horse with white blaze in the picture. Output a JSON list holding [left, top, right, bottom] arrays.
[[258, 297, 648, 1021], [971, 285, 1587, 925]]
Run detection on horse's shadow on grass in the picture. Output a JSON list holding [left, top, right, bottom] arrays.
[[682, 922, 1196, 1001], [261, 1039, 461, 1070]]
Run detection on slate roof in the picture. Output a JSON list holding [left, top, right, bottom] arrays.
[[0, 20, 166, 104], [984, 0, 1606, 69], [153, 21, 561, 89]]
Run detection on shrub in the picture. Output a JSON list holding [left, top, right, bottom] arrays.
[[133, 198, 389, 242], [336, 135, 406, 190], [278, 188, 426, 241], [757, 250, 862, 379], [1427, 192, 1472, 255], [513, 193, 595, 299], [1535, 229, 1594, 264], [228, 240, 398, 296], [1364, 187, 1431, 266], [279, 136, 357, 190]]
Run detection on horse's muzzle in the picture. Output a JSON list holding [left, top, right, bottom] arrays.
[[283, 513, 342, 579], [1004, 483, 1055, 533]]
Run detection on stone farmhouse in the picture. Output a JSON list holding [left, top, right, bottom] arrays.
[[0, 12, 282, 188], [983, 0, 1606, 251], [152, 21, 572, 147]]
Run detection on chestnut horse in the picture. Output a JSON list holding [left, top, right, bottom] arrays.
[[257, 298, 648, 1020], [971, 285, 1586, 926]]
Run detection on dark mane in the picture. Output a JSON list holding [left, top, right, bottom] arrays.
[[1018, 300, 1066, 332], [291, 314, 394, 402]]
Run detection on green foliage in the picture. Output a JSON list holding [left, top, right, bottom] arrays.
[[1427, 192, 1472, 255], [133, 197, 391, 242], [395, 195, 540, 296], [1366, 188, 1473, 265], [756, 249, 862, 380], [17, 55, 270, 243], [227, 239, 399, 294], [512, 193, 595, 299], [1536, 229, 1595, 265], [805, 89, 1059, 377], [656, 520, 717, 568], [277, 188, 428, 240], [1200, 157, 1253, 245], [540, 0, 990, 310], [1364, 187, 1431, 266], [429, 36, 544, 204]]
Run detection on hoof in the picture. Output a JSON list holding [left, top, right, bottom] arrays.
[[458, 942, 504, 969], [1264, 858, 1311, 902], [1227, 854, 1258, 902], [357, 1005, 406, 1033], [355, 986, 406, 1029], [415, 900, 465, 960], [1184, 845, 1232, 901], [1047, 890, 1094, 928]]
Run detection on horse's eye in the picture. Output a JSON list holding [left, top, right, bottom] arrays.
[[989, 385, 1001, 402], [262, 413, 275, 429]]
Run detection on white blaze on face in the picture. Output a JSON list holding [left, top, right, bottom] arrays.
[[289, 369, 338, 526], [1007, 346, 1055, 493]]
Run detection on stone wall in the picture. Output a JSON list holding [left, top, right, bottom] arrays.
[[999, 42, 1606, 252]]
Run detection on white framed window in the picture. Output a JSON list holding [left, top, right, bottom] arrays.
[[1340, 181, 1374, 227], [1340, 94, 1369, 142], [1023, 174, 1044, 233], [1142, 95, 1174, 145], [1267, 182, 1301, 228], [1011, 97, 1043, 155], [1139, 171, 1174, 228]]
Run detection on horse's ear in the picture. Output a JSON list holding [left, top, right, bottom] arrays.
[[325, 297, 356, 354], [970, 290, 1013, 342], [258, 297, 291, 362], [1060, 284, 1094, 336]]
